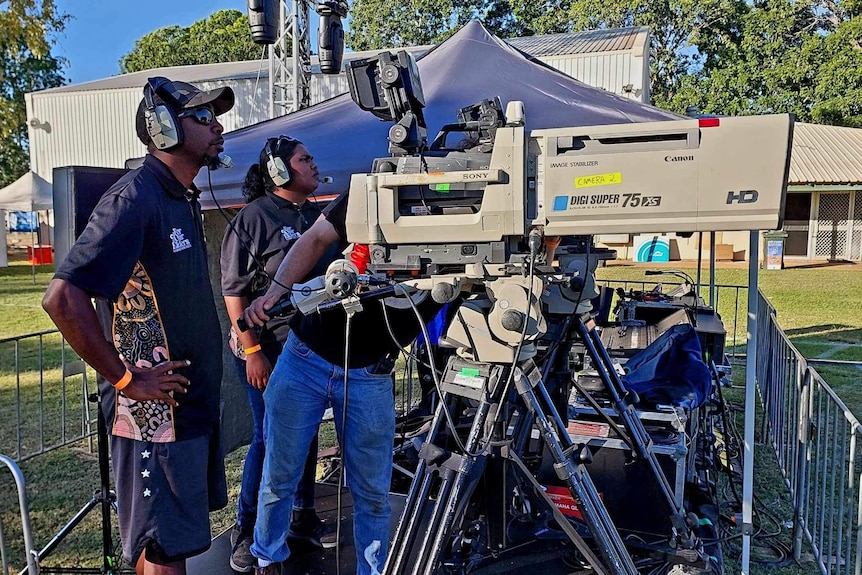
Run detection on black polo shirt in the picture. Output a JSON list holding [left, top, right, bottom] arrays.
[[290, 191, 442, 369], [55, 154, 222, 441], [220, 191, 332, 362]]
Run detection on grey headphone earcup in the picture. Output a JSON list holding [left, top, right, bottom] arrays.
[[144, 78, 183, 150], [267, 155, 292, 186], [146, 104, 182, 150]]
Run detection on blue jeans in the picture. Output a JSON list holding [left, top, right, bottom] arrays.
[[252, 332, 395, 575], [233, 356, 319, 533]]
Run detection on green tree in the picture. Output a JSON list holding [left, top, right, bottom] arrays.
[[509, 0, 749, 111], [346, 0, 527, 50], [0, 0, 67, 187], [685, 0, 862, 126], [119, 9, 262, 74], [0, 0, 66, 58], [808, 0, 862, 126]]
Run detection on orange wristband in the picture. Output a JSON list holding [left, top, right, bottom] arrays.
[[244, 344, 262, 355], [114, 369, 133, 391]]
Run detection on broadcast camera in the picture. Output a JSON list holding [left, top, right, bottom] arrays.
[[344, 50, 793, 282], [328, 50, 794, 575]]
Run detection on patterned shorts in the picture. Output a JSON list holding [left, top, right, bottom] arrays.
[[111, 429, 227, 566]]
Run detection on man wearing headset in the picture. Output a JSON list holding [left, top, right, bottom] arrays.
[[42, 77, 234, 575], [241, 188, 443, 575]]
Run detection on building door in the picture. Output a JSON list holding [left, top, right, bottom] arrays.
[[784, 193, 811, 257], [813, 193, 851, 260]]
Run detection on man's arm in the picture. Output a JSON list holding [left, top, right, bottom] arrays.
[[242, 215, 340, 328], [42, 278, 190, 406]]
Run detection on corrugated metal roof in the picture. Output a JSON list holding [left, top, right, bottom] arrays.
[[40, 46, 432, 95], [507, 27, 649, 57], [790, 122, 862, 185]]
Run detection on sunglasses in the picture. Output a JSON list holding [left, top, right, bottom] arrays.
[[178, 107, 216, 125]]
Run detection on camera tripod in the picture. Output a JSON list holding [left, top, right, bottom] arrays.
[[30, 391, 126, 575], [383, 296, 705, 575]]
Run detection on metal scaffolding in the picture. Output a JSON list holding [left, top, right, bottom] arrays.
[[269, 0, 311, 117]]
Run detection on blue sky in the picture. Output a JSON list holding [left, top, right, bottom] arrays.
[[53, 0, 249, 84]]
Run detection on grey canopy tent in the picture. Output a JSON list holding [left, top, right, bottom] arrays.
[[197, 20, 683, 208]]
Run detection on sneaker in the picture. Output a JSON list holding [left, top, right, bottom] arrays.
[[229, 524, 255, 573], [319, 528, 342, 549], [254, 562, 286, 575], [288, 508, 327, 548]]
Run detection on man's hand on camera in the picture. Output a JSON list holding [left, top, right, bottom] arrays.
[[120, 359, 191, 407], [242, 292, 280, 328]]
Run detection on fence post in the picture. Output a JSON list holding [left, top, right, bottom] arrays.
[[793, 367, 811, 561], [758, 293, 773, 441]]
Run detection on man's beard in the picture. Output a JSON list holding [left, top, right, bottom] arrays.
[[202, 153, 220, 170]]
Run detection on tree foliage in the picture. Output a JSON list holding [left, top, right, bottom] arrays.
[[346, 0, 526, 50], [119, 10, 263, 74], [0, 0, 66, 58], [346, 0, 862, 126], [507, 0, 750, 111], [0, 0, 67, 187]]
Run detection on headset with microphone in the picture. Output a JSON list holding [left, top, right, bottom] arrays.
[[143, 77, 186, 151], [264, 136, 299, 186]]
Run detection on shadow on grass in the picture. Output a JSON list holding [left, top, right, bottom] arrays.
[[783, 260, 857, 270], [783, 325, 862, 344]]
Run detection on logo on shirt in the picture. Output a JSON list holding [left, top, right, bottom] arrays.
[[170, 228, 192, 253], [281, 226, 301, 241]]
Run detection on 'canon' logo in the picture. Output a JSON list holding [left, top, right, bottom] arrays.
[[664, 155, 695, 162]]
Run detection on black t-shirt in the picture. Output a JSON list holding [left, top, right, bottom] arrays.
[[55, 155, 222, 441], [290, 191, 442, 368], [220, 192, 329, 362]]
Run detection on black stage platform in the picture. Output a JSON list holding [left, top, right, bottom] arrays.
[[190, 482, 405, 575], [189, 482, 590, 575]]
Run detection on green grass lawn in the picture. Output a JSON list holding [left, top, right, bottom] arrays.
[[1, 257, 860, 572], [0, 257, 57, 339]]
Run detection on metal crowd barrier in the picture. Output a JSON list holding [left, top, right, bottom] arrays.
[[755, 289, 862, 575], [0, 454, 38, 575], [2, 285, 860, 574], [0, 330, 95, 462]]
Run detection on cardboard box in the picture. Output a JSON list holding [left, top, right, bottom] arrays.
[[712, 244, 734, 261]]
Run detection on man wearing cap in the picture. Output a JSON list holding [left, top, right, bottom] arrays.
[[43, 77, 235, 575]]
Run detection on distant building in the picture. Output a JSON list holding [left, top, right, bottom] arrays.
[[24, 26, 652, 186]]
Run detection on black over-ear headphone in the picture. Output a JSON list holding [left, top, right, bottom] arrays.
[[264, 136, 300, 187], [143, 77, 185, 150]]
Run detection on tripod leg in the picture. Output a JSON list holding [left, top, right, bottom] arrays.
[[95, 395, 117, 574], [512, 363, 638, 575], [413, 401, 492, 575], [385, 389, 495, 575], [386, 405, 446, 574], [35, 395, 118, 574]]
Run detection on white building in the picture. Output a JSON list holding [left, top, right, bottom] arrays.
[[25, 26, 652, 185]]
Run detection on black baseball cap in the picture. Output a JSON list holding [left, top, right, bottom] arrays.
[[147, 77, 235, 116], [135, 77, 235, 145]]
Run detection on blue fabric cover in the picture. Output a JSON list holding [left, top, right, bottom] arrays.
[[620, 324, 712, 410]]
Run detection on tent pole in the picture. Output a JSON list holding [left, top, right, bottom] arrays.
[[709, 231, 716, 307], [741, 230, 759, 574], [695, 232, 703, 294], [31, 210, 36, 284]]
